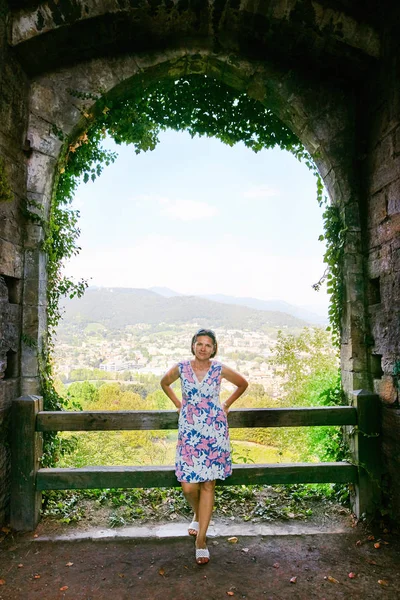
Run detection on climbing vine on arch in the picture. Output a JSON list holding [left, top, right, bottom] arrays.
[[42, 75, 344, 460]]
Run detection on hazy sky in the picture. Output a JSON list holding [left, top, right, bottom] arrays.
[[65, 129, 329, 316]]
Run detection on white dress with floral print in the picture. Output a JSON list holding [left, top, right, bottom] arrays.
[[175, 360, 232, 483]]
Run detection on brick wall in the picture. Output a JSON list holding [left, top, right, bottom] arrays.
[[0, 2, 29, 524], [365, 32, 400, 520]]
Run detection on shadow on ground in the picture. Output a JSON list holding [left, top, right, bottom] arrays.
[[1, 520, 400, 599]]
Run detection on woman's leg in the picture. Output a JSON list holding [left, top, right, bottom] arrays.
[[196, 480, 216, 563], [181, 482, 200, 533]]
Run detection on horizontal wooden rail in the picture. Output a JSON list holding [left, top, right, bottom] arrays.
[[36, 406, 357, 432], [36, 462, 358, 491], [11, 391, 381, 531]]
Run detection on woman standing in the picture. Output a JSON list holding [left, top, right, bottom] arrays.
[[160, 328, 248, 565]]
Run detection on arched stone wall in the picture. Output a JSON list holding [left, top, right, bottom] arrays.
[[1, 0, 399, 524], [24, 48, 368, 396]]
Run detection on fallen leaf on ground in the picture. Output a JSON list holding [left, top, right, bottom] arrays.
[[17, 564, 23, 568], [368, 535, 375, 541], [355, 540, 361, 546], [374, 542, 381, 549], [326, 576, 340, 584], [60, 586, 68, 591], [0, 579, 5, 585], [33, 574, 41, 579], [118, 573, 125, 578], [227, 537, 238, 543], [378, 580, 389, 587], [348, 572, 356, 579], [273, 563, 280, 569], [1, 527, 10, 534], [365, 559, 377, 565], [65, 562, 73, 567], [159, 568, 165, 576], [241, 548, 249, 553], [290, 577, 297, 584]]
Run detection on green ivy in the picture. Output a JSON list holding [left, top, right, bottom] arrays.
[[313, 204, 346, 346]]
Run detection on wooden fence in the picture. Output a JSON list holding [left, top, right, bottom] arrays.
[[10, 390, 381, 531]]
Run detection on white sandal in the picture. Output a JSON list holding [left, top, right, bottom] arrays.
[[188, 520, 199, 536], [195, 546, 210, 564]]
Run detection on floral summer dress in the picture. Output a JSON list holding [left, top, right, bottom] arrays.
[[175, 360, 232, 483]]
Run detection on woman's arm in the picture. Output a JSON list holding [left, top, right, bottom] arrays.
[[160, 364, 182, 411], [221, 364, 248, 413]]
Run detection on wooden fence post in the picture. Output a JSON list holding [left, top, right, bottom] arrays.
[[11, 396, 43, 531], [350, 390, 381, 518]]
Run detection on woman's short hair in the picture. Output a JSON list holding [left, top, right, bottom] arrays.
[[191, 328, 218, 358]]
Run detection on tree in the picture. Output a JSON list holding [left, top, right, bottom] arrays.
[[68, 381, 99, 407], [271, 327, 343, 461]]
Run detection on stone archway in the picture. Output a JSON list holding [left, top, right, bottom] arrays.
[[1, 0, 400, 525], [24, 47, 368, 399]]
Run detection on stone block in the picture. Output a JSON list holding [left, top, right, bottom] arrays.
[[0, 194, 24, 246], [368, 190, 387, 226], [0, 237, 23, 279], [20, 345, 39, 378], [375, 375, 398, 404], [24, 222, 46, 250], [341, 369, 370, 395], [343, 253, 363, 275], [26, 150, 56, 196], [343, 201, 362, 231], [23, 278, 47, 308], [387, 177, 400, 215], [345, 273, 365, 303], [344, 230, 363, 254], [312, 110, 349, 144], [23, 249, 47, 283], [0, 379, 19, 411], [22, 304, 46, 340], [30, 81, 81, 131], [367, 243, 392, 277], [370, 149, 400, 196], [0, 143, 27, 200], [27, 112, 64, 159], [368, 213, 400, 250], [21, 377, 41, 396]]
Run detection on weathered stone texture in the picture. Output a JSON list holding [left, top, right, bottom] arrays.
[[364, 32, 400, 520], [0, 3, 29, 525]]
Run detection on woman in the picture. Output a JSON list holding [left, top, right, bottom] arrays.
[[160, 328, 248, 565]]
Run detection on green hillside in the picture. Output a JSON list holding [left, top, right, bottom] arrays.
[[57, 287, 310, 333]]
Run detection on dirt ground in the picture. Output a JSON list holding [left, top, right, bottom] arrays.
[[1, 519, 400, 600]]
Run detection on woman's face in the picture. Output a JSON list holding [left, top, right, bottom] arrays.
[[193, 335, 215, 360]]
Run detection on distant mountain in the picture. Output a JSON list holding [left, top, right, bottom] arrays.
[[58, 287, 312, 332], [149, 289, 327, 325], [200, 294, 328, 326], [149, 286, 182, 298]]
